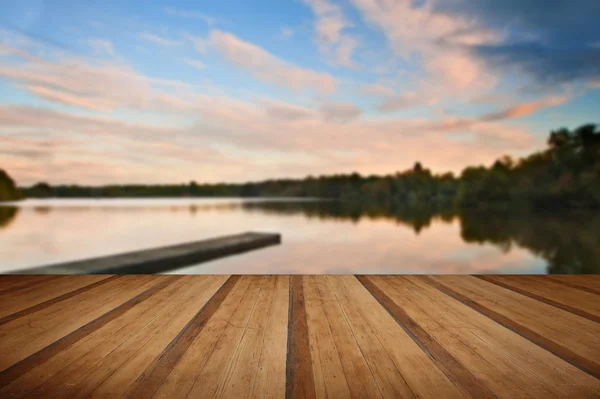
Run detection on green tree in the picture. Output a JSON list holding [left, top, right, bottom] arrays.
[[0, 169, 21, 202]]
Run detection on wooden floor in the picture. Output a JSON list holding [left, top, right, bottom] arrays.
[[0, 275, 599, 398]]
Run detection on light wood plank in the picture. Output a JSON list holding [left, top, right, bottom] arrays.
[[0, 275, 162, 371], [478, 275, 600, 322], [304, 275, 352, 399], [152, 275, 254, 399], [84, 275, 229, 399], [0, 276, 191, 398], [331, 276, 465, 398], [431, 275, 600, 374], [184, 276, 266, 399], [377, 276, 557, 399], [423, 276, 600, 398], [320, 276, 382, 399], [251, 275, 289, 399], [0, 275, 112, 319]]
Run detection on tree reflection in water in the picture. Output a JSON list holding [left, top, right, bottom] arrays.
[[241, 200, 600, 274]]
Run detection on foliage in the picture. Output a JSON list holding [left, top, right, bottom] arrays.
[[0, 169, 21, 202], [16, 123, 600, 209]]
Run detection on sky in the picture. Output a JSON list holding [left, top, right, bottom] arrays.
[[0, 0, 599, 185]]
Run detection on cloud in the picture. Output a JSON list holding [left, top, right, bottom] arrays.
[[481, 95, 570, 121], [139, 33, 182, 47], [164, 7, 216, 26], [264, 101, 317, 121], [182, 58, 206, 70], [319, 102, 362, 122], [207, 30, 337, 94], [86, 39, 114, 56], [0, 44, 197, 113], [361, 83, 396, 96], [377, 92, 438, 112], [428, 1, 600, 87], [303, 0, 359, 69], [348, 0, 500, 106]]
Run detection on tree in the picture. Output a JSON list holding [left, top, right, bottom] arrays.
[[0, 169, 20, 202]]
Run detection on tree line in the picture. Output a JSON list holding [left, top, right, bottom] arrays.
[[6, 123, 600, 209]]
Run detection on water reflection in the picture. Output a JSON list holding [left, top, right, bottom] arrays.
[[238, 201, 600, 274], [0, 199, 598, 274], [0, 206, 19, 229]]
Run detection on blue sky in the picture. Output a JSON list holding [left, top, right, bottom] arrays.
[[1, 0, 599, 185]]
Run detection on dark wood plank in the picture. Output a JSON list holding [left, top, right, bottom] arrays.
[[124, 275, 240, 399], [286, 276, 316, 399], [15, 232, 281, 274], [423, 276, 600, 379], [0, 276, 120, 327], [357, 275, 496, 399], [476, 275, 600, 323], [0, 276, 178, 388]]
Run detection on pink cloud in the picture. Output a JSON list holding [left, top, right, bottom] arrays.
[[208, 30, 337, 94]]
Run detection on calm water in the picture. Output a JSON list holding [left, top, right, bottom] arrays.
[[0, 198, 598, 274]]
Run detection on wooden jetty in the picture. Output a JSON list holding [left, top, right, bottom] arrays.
[[11, 232, 281, 274], [0, 274, 598, 398]]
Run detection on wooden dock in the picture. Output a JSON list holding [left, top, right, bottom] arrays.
[[0, 274, 598, 398], [11, 232, 281, 274]]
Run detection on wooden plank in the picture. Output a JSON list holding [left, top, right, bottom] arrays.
[[547, 275, 600, 293], [251, 276, 289, 399], [0, 275, 117, 326], [427, 275, 600, 374], [319, 276, 382, 399], [0, 276, 175, 386], [0, 276, 192, 398], [218, 276, 282, 399], [14, 232, 281, 274], [358, 275, 495, 399], [423, 276, 600, 397], [0, 275, 165, 372], [546, 276, 600, 295], [0, 276, 65, 295], [304, 276, 352, 399], [37, 275, 229, 399], [151, 275, 255, 398], [379, 276, 560, 399], [477, 275, 600, 323], [286, 275, 317, 399], [181, 276, 267, 399], [330, 276, 463, 399], [120, 275, 237, 398]]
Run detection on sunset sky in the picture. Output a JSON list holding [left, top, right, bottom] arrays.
[[1, 0, 599, 185]]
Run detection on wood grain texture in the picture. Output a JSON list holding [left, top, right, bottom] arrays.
[[357, 275, 496, 399], [476, 275, 600, 323], [0, 275, 118, 327], [0, 275, 175, 387], [123, 275, 237, 399], [0, 275, 599, 399], [547, 276, 600, 295], [286, 276, 316, 399], [425, 276, 600, 380]]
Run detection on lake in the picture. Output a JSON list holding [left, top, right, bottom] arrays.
[[0, 198, 598, 274]]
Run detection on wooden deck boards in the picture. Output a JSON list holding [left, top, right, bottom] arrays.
[[0, 275, 598, 398]]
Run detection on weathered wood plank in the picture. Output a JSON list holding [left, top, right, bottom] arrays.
[[424, 276, 600, 397], [11, 232, 281, 275], [0, 275, 117, 326], [0, 274, 599, 399], [358, 275, 495, 399], [476, 275, 600, 323]]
